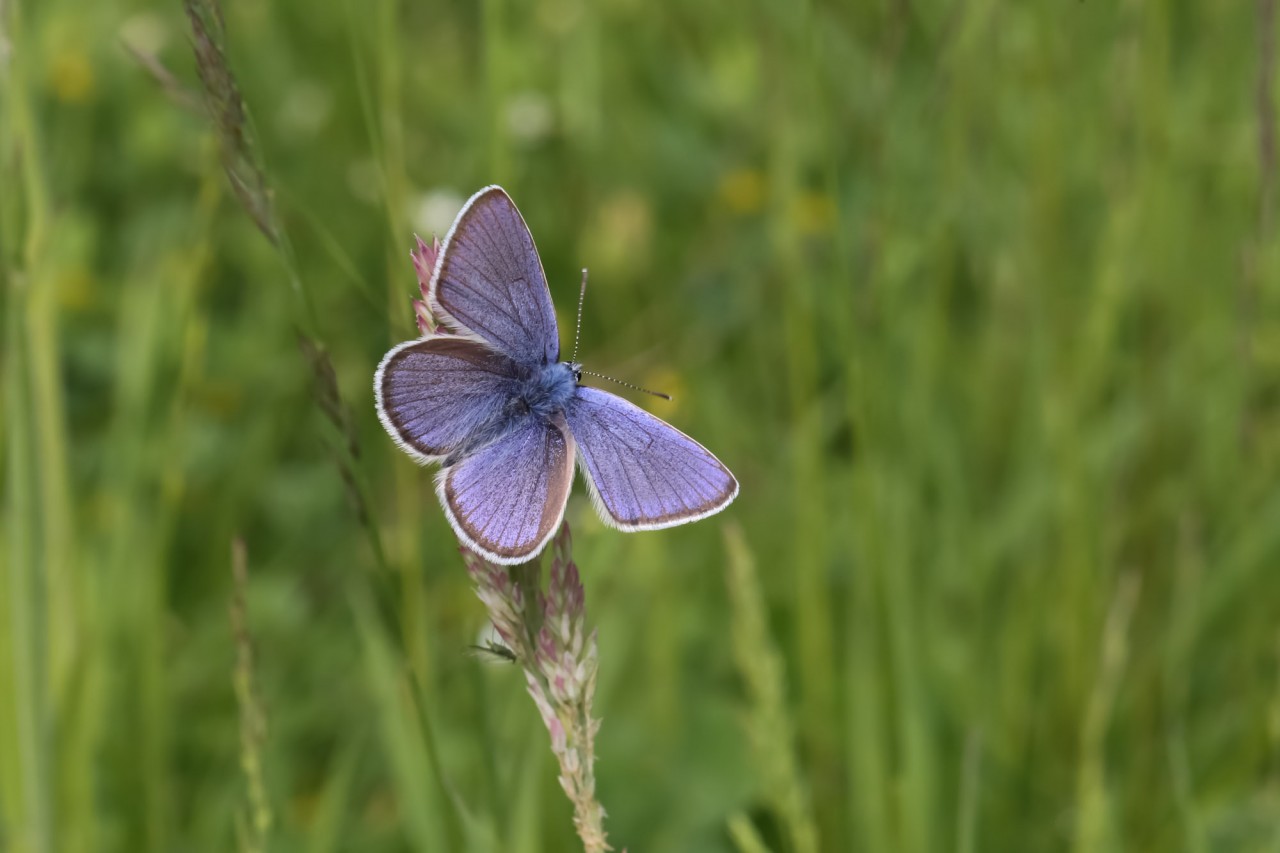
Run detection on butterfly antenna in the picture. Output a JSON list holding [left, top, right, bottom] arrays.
[[581, 370, 673, 401], [570, 268, 672, 400], [571, 268, 589, 364]]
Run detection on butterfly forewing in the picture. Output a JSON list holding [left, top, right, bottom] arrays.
[[429, 187, 561, 366], [375, 336, 521, 461], [439, 412, 576, 564], [565, 387, 738, 530]]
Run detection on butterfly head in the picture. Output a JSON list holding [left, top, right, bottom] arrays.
[[565, 361, 583, 383]]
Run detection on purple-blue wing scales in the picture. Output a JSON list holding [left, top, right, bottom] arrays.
[[565, 387, 738, 530], [375, 336, 520, 461], [428, 186, 560, 366], [439, 413, 575, 564]]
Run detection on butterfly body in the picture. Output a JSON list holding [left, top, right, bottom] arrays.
[[438, 358, 579, 466], [376, 186, 738, 564], [521, 360, 581, 417]]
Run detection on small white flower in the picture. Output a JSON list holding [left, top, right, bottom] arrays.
[[505, 91, 554, 144], [411, 189, 465, 237], [278, 81, 332, 139], [119, 12, 170, 55]]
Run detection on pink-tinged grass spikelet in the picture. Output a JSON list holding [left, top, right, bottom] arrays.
[[411, 235, 441, 335], [463, 524, 616, 853]]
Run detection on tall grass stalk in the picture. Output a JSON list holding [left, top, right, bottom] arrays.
[[182, 0, 458, 844], [184, 0, 386, 571], [2, 1, 57, 849], [229, 539, 273, 852], [1073, 572, 1141, 853], [724, 524, 819, 853]]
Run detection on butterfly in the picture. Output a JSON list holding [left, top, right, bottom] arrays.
[[375, 186, 738, 565]]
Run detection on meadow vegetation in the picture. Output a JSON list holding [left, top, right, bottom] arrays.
[[3, 1, 1279, 850]]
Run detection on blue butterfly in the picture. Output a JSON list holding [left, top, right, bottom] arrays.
[[375, 186, 738, 564]]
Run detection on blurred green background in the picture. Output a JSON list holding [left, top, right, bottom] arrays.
[[4, 0, 1280, 850]]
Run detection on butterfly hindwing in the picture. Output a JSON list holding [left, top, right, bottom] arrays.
[[565, 387, 738, 530], [375, 335, 521, 462], [439, 412, 576, 564]]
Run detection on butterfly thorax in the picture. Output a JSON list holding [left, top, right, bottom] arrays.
[[518, 361, 580, 419]]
